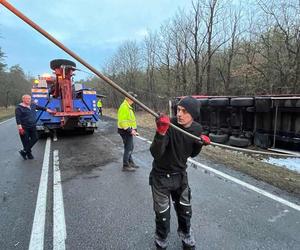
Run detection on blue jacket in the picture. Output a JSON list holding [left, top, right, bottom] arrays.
[[15, 103, 46, 128]]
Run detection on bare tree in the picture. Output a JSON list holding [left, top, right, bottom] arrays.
[[114, 40, 141, 91], [144, 31, 159, 110], [257, 0, 300, 93], [217, 7, 243, 94], [186, 0, 207, 94]]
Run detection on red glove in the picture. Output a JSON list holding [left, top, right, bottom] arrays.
[[201, 135, 211, 145], [156, 114, 170, 135], [18, 127, 25, 135]]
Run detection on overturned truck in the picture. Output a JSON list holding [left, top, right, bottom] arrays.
[[171, 95, 300, 152]]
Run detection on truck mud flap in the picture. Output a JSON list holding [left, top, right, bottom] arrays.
[[254, 132, 272, 149]]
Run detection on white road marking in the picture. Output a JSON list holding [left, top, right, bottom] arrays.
[[53, 150, 66, 250], [0, 117, 14, 125], [189, 158, 300, 212], [136, 136, 300, 212], [29, 137, 51, 250], [136, 135, 152, 144]]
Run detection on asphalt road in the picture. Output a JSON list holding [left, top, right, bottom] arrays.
[[0, 116, 299, 250]]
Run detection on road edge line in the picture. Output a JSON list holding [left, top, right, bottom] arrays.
[[136, 135, 300, 212], [189, 158, 300, 212], [0, 117, 14, 125]]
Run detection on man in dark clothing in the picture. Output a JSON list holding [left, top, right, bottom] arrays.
[[149, 96, 211, 250], [15, 94, 55, 160]]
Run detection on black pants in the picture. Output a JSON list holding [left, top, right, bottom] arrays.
[[20, 127, 38, 153], [119, 132, 134, 166], [150, 171, 192, 240], [98, 107, 102, 116]]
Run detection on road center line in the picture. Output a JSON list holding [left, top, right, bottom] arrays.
[[53, 150, 66, 250], [29, 137, 51, 250], [136, 135, 300, 212]]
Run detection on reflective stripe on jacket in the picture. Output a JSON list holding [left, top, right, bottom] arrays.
[[117, 99, 137, 129]]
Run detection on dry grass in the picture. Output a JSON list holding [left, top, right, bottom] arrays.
[[104, 107, 300, 195], [103, 108, 156, 129], [202, 146, 300, 195], [0, 106, 15, 122]]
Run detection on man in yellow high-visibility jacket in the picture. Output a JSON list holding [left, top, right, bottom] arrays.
[[97, 99, 103, 116], [117, 94, 139, 172]]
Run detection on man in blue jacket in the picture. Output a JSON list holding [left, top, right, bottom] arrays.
[[15, 94, 55, 159]]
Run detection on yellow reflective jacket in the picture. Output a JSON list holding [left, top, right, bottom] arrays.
[[97, 100, 102, 108], [117, 99, 137, 129]]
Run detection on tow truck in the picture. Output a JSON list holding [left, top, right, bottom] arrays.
[[32, 59, 100, 136]]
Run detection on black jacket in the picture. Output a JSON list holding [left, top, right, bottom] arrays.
[[150, 117, 202, 174], [15, 103, 47, 128]]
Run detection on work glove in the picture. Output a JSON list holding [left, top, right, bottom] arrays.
[[156, 113, 170, 135], [200, 134, 211, 145], [18, 127, 25, 136]]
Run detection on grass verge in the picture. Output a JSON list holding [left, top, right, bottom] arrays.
[[0, 106, 15, 122]]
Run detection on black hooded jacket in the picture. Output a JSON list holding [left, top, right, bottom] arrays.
[[150, 117, 202, 174]]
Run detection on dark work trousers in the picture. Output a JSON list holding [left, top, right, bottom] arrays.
[[119, 132, 134, 166], [20, 127, 38, 153], [150, 172, 192, 241], [98, 107, 102, 116]]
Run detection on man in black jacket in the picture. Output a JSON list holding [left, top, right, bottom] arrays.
[[15, 94, 55, 159], [149, 96, 210, 250]]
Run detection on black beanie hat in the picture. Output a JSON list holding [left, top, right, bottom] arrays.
[[178, 96, 199, 120]]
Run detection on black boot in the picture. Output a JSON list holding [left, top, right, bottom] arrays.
[[182, 241, 195, 250], [122, 164, 135, 171], [156, 242, 167, 250], [129, 162, 139, 168], [27, 152, 34, 159], [19, 150, 27, 160], [178, 230, 196, 250]]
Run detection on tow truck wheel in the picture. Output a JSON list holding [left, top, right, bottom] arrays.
[[85, 128, 94, 134], [50, 59, 76, 70]]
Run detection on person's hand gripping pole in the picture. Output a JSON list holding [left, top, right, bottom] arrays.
[[155, 113, 170, 135]]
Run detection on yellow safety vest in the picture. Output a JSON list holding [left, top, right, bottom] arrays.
[[97, 100, 102, 108], [117, 99, 137, 129]]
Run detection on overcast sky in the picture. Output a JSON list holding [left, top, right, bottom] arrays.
[[0, 0, 192, 81]]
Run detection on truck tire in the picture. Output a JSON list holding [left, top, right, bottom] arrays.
[[209, 133, 229, 144], [246, 107, 256, 112], [230, 97, 254, 107], [85, 128, 94, 134], [209, 98, 229, 107], [284, 99, 300, 108], [228, 136, 250, 147], [50, 59, 76, 70]]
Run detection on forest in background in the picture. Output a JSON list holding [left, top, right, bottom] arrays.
[[0, 0, 299, 111], [84, 0, 300, 110]]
